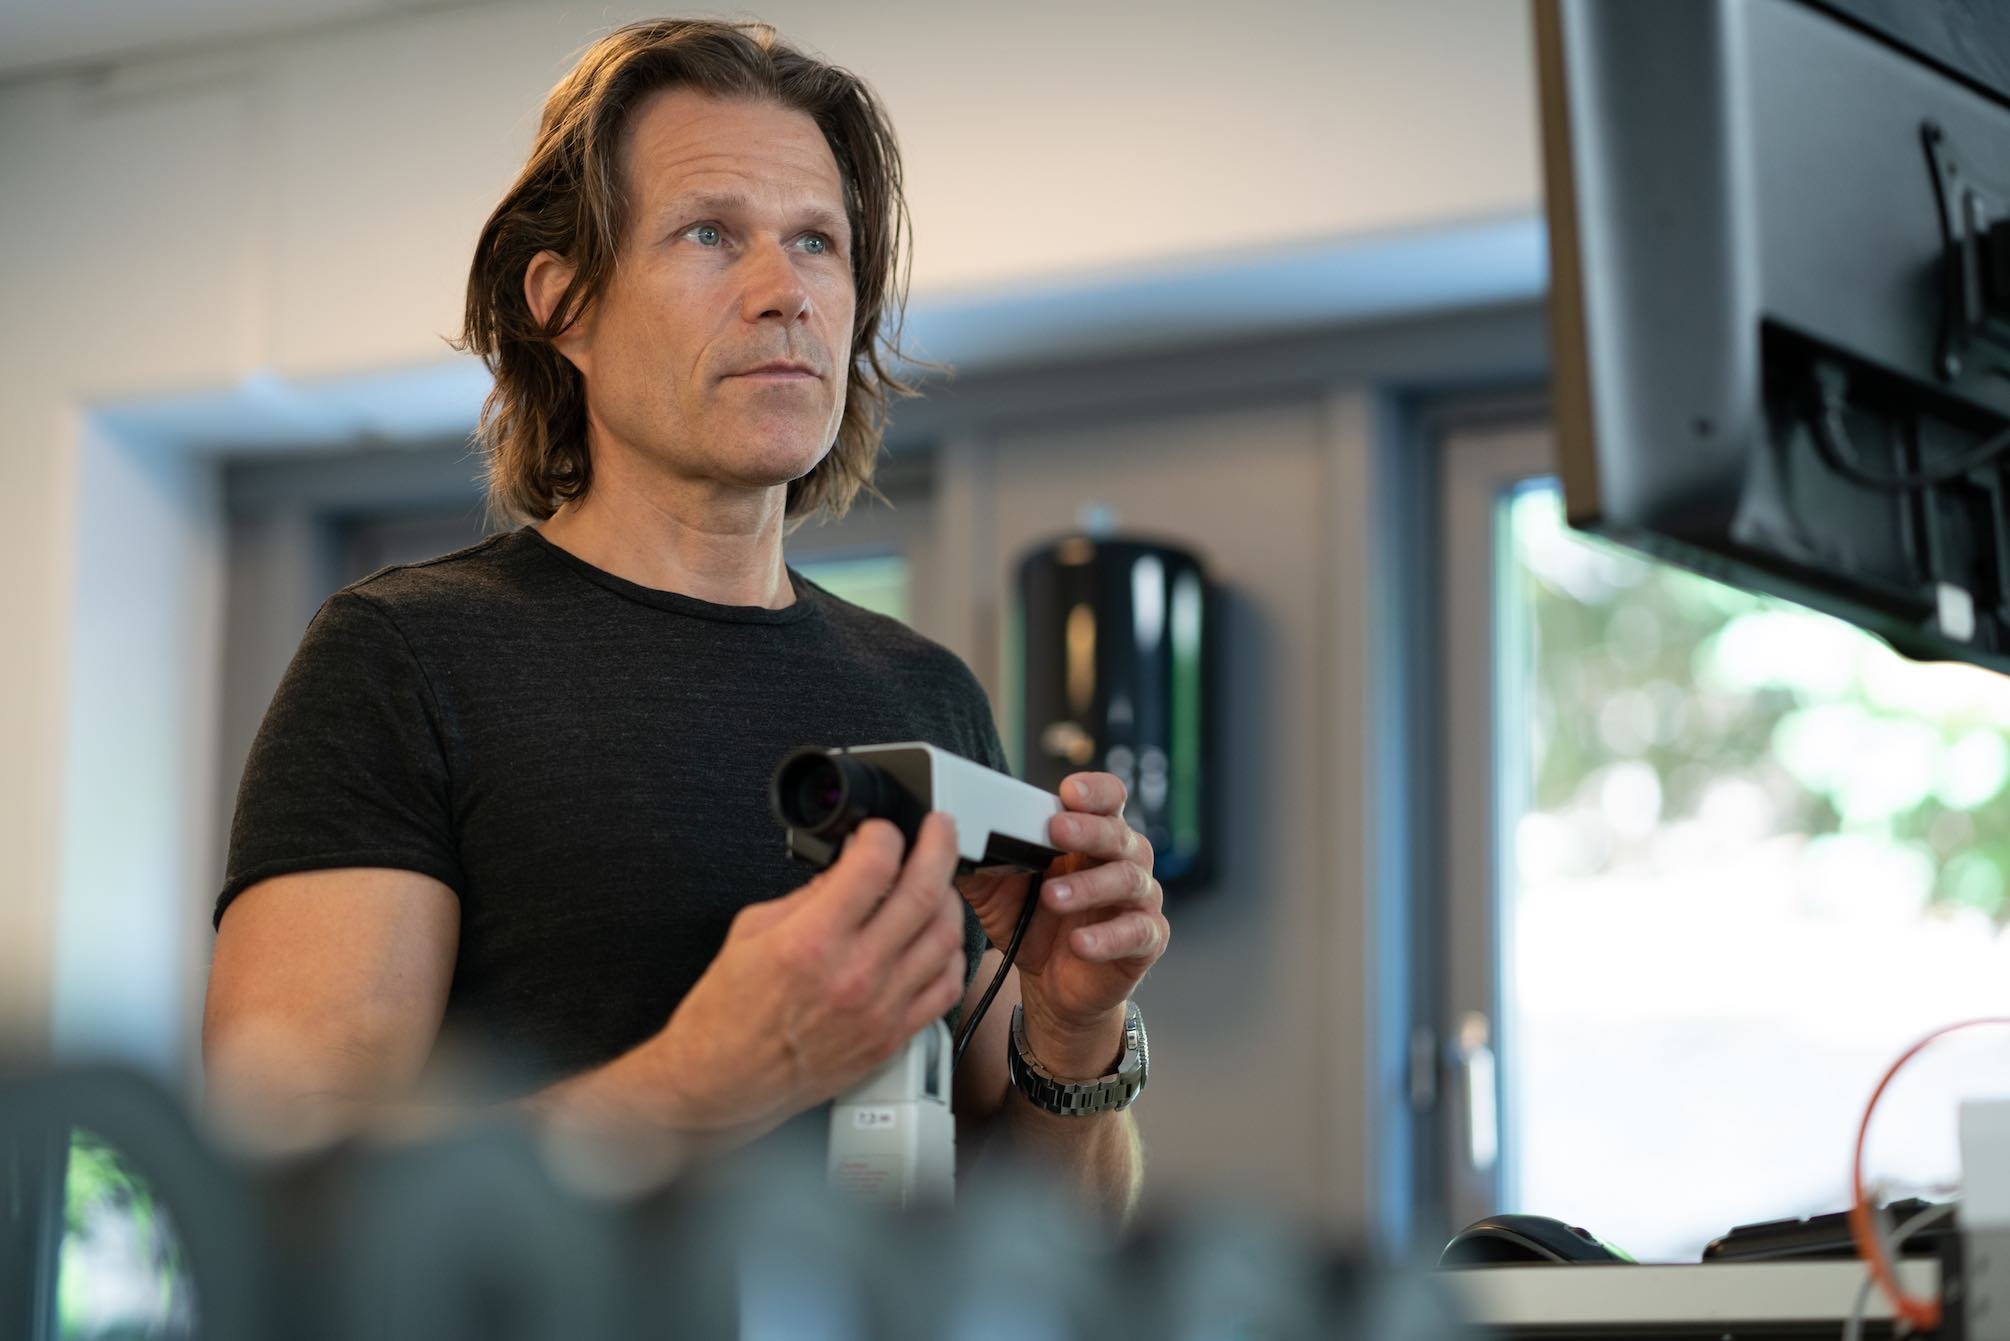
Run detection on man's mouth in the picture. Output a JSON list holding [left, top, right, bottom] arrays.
[[727, 360, 820, 380]]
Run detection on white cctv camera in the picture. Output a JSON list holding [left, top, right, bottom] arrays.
[[769, 743, 1066, 1210], [770, 743, 1065, 875]]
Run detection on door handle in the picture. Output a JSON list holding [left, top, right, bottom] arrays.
[[1454, 1010, 1499, 1174]]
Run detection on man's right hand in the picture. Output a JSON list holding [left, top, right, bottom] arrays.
[[646, 812, 968, 1132]]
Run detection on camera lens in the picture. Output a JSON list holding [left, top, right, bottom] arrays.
[[769, 748, 927, 865], [774, 751, 846, 831], [784, 757, 847, 830]]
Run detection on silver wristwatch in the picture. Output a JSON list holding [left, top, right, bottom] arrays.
[[1007, 1001, 1148, 1115]]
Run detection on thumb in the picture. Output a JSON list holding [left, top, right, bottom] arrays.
[[740, 820, 904, 939]]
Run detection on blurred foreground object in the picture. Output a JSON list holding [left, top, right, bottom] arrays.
[[0, 1063, 1471, 1340]]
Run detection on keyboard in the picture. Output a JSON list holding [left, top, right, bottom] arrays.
[[1701, 1199, 1954, 1263]]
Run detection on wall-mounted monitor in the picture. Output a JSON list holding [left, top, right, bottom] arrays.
[[1537, 0, 2010, 670]]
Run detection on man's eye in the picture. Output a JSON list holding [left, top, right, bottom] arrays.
[[688, 224, 722, 246], [800, 234, 829, 255]]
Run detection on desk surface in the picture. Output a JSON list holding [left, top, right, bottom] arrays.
[[1441, 1258, 1942, 1338]]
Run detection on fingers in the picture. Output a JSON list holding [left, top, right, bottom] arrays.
[[851, 812, 960, 960], [1069, 910, 1170, 963], [885, 894, 966, 1011], [1060, 772, 1128, 815], [798, 814, 960, 1029], [1045, 864, 1161, 916], [811, 818, 907, 928], [1048, 809, 1152, 867], [895, 953, 969, 1041], [815, 813, 954, 933]]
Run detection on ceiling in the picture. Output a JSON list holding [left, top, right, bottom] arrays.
[[0, 0, 501, 83]]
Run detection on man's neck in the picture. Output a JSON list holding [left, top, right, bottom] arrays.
[[534, 463, 796, 611]]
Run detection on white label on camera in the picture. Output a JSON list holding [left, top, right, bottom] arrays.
[[853, 1106, 899, 1129]]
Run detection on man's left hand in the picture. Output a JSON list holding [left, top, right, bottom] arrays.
[[957, 772, 1170, 1051]]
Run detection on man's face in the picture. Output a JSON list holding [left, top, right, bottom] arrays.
[[555, 88, 856, 497]]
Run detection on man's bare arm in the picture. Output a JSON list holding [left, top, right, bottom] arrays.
[[952, 951, 1143, 1230], [202, 868, 461, 1145], [204, 868, 769, 1157]]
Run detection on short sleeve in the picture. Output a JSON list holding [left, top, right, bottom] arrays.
[[215, 590, 464, 927]]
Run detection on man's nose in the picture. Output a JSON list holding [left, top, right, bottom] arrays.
[[739, 239, 812, 325]]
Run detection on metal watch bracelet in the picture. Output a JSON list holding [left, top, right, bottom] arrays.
[[1007, 1000, 1148, 1115]]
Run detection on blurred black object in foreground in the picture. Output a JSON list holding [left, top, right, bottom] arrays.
[[0, 1064, 1474, 1340]]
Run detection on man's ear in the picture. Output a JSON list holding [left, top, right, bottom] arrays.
[[524, 249, 592, 375]]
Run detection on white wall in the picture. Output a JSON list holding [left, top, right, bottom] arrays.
[[0, 0, 1535, 1130], [53, 428, 225, 1065]]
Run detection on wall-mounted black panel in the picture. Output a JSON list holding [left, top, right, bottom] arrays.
[[1017, 535, 1216, 894]]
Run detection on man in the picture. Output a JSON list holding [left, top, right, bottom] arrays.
[[202, 19, 1169, 1222]]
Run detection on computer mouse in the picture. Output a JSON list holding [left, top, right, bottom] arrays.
[[1438, 1214, 1632, 1267]]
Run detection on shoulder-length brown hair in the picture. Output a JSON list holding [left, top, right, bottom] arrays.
[[454, 19, 919, 528]]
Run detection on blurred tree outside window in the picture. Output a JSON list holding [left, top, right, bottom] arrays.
[[60, 1128, 194, 1339], [1501, 482, 2010, 1262]]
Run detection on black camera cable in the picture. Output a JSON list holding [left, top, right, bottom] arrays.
[[950, 868, 1046, 1074]]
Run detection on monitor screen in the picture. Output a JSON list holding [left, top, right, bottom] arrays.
[[1537, 0, 2010, 671]]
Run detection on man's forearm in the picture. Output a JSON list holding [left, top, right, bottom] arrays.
[[1000, 1095, 1144, 1228], [515, 1031, 787, 1162], [208, 1022, 781, 1163], [997, 1000, 1145, 1228]]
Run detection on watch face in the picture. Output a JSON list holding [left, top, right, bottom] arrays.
[[1117, 1003, 1146, 1076], [1008, 1003, 1147, 1114]]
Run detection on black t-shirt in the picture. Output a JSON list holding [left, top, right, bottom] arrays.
[[218, 527, 1008, 1096]]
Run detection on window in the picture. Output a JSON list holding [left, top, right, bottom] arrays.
[[59, 1129, 194, 1339], [792, 552, 911, 626], [1474, 468, 2010, 1261]]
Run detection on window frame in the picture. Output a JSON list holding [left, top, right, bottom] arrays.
[[1432, 412, 1557, 1237]]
